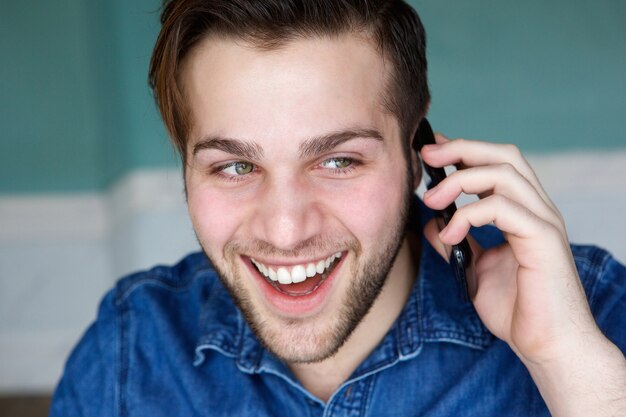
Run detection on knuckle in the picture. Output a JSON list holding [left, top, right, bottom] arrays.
[[555, 210, 565, 225], [490, 194, 508, 207], [544, 222, 564, 242], [503, 143, 521, 157], [497, 162, 517, 176], [503, 143, 530, 166], [550, 211, 567, 233], [452, 205, 471, 226], [532, 212, 567, 240], [454, 202, 468, 216], [447, 169, 462, 183]]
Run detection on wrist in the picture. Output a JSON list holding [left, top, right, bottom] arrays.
[[523, 334, 626, 417]]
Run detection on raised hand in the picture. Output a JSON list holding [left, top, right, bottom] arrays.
[[420, 134, 626, 417]]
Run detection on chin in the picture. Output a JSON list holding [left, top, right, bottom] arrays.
[[255, 316, 350, 364]]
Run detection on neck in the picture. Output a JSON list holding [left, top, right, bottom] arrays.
[[289, 235, 419, 402]]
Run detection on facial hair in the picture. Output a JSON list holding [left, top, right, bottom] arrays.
[[199, 174, 414, 364]]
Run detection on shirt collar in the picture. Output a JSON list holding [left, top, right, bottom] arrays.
[[193, 199, 494, 372]]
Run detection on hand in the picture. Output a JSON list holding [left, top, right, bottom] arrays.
[[420, 134, 605, 366], [420, 134, 626, 417]]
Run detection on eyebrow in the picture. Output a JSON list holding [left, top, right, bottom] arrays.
[[192, 128, 383, 160], [298, 128, 384, 159], [192, 137, 264, 160]]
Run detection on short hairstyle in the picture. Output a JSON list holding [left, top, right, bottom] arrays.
[[149, 0, 430, 164]]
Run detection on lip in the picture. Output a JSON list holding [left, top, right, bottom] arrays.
[[242, 252, 346, 318]]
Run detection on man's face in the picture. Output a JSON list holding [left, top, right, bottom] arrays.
[[182, 33, 414, 363]]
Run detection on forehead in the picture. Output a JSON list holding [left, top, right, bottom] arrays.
[[180, 33, 395, 149]]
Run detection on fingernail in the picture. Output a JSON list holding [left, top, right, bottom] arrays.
[[422, 143, 441, 151]]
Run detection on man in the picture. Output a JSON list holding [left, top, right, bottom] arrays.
[[50, 1, 626, 416]]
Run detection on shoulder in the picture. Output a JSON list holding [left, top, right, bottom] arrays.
[[569, 245, 625, 308], [106, 251, 222, 347], [569, 245, 619, 303], [100, 251, 223, 351], [50, 252, 224, 416], [113, 251, 216, 304]]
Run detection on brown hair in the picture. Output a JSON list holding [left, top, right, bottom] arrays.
[[149, 0, 430, 164]]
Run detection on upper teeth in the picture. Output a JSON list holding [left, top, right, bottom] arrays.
[[251, 252, 342, 285]]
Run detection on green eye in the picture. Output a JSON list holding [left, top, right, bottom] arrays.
[[334, 158, 351, 168], [220, 161, 254, 176], [323, 157, 352, 169], [234, 162, 253, 175]]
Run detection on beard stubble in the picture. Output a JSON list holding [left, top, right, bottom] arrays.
[[200, 173, 414, 364]]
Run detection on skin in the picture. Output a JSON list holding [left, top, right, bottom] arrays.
[[181, 33, 418, 401], [422, 138, 626, 417], [180, 32, 626, 413]]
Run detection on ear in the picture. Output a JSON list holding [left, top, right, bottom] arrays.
[[408, 113, 428, 191], [410, 145, 422, 191]]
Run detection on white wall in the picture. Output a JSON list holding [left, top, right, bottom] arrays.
[[1, 151, 625, 392], [0, 170, 199, 393]]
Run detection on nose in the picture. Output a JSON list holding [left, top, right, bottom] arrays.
[[250, 175, 323, 251]]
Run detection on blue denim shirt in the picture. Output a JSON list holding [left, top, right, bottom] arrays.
[[50, 211, 626, 416]]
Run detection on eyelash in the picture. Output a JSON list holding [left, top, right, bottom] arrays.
[[320, 157, 359, 175], [211, 157, 360, 182], [212, 162, 257, 183]]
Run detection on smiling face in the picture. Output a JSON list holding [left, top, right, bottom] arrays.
[[182, 33, 416, 363]]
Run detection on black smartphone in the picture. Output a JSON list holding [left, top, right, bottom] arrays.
[[413, 118, 474, 302]]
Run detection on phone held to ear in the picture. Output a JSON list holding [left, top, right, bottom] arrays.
[[414, 118, 474, 303]]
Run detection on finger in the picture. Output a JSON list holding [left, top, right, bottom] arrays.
[[424, 217, 486, 261], [433, 132, 449, 144], [433, 133, 468, 170], [421, 138, 560, 215], [423, 164, 565, 233], [438, 194, 565, 270]]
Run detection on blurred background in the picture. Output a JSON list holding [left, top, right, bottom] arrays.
[[0, 0, 625, 413]]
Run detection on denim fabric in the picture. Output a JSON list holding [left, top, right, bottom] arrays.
[[50, 210, 626, 416]]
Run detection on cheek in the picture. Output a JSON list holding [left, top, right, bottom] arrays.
[[186, 185, 246, 257], [326, 167, 408, 245]]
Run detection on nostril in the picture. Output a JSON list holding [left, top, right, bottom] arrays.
[[250, 188, 324, 251]]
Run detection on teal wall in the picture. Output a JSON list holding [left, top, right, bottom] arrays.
[[0, 0, 175, 194], [420, 0, 626, 151], [1, 1, 103, 192], [1, 0, 625, 193]]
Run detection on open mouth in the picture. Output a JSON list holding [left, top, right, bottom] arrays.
[[250, 252, 344, 296]]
